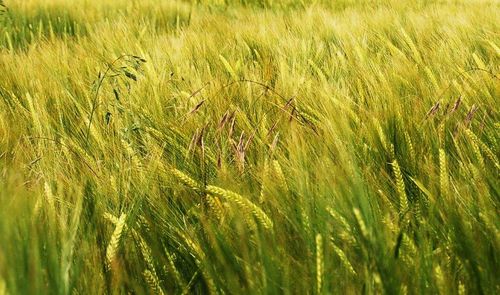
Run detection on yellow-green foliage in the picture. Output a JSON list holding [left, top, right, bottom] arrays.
[[0, 0, 498, 294]]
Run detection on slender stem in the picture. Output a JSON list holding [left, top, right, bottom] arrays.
[[85, 55, 133, 144]]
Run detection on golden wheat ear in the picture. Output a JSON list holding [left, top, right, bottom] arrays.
[[206, 185, 273, 230], [106, 213, 127, 270]]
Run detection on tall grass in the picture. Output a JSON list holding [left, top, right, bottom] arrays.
[[0, 0, 499, 294]]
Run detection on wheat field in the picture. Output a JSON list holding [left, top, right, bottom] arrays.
[[0, 0, 499, 294]]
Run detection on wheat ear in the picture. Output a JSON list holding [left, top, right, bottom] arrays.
[[206, 185, 273, 230], [106, 213, 127, 269]]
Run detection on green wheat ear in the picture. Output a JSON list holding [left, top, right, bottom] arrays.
[[316, 234, 324, 294], [273, 160, 289, 191], [392, 159, 408, 218], [0, 277, 7, 295], [171, 168, 202, 192], [439, 149, 449, 199], [331, 241, 356, 276], [143, 270, 165, 295], [206, 185, 273, 230], [0, 1, 498, 293], [106, 213, 127, 269]]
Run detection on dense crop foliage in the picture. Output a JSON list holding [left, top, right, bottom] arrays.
[[0, 0, 499, 294]]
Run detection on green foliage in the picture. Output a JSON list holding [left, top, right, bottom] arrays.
[[0, 0, 499, 294]]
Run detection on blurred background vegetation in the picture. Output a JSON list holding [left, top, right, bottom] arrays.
[[0, 0, 499, 294]]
